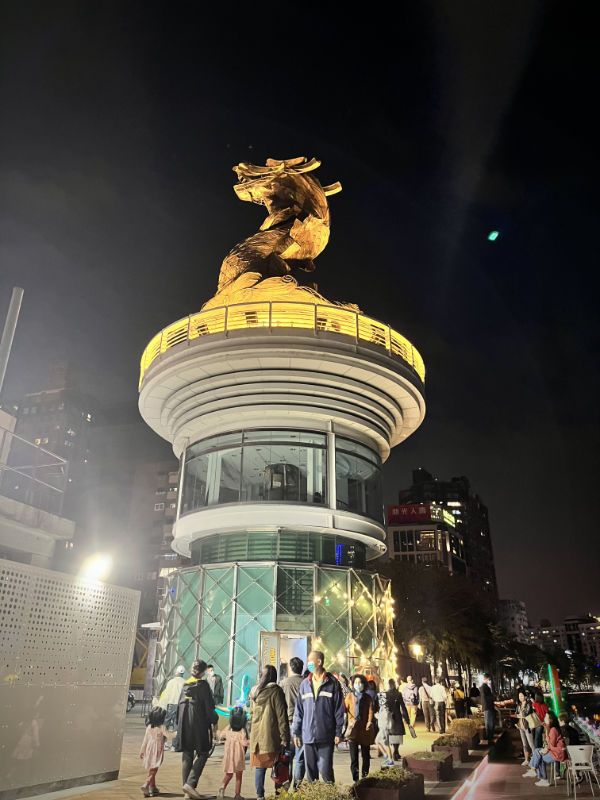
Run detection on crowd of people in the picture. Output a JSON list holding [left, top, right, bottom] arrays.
[[142, 653, 433, 798], [141, 660, 590, 797]]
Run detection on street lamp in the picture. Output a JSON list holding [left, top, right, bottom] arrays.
[[410, 642, 423, 660], [80, 553, 112, 582]]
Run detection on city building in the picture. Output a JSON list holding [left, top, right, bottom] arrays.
[[397, 468, 498, 597], [498, 598, 530, 643], [525, 614, 600, 664], [564, 614, 598, 656], [127, 459, 181, 622], [0, 407, 74, 567], [385, 502, 467, 574], [137, 158, 427, 701], [14, 363, 94, 521], [526, 620, 568, 653]]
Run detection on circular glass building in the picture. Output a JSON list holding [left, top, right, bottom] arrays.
[[139, 299, 425, 703]]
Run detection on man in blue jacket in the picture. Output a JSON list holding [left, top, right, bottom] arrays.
[[292, 650, 344, 783]]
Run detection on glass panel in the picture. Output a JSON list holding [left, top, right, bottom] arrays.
[[232, 566, 275, 704], [351, 572, 375, 657], [335, 450, 383, 522], [199, 568, 234, 680], [247, 532, 277, 560], [276, 567, 314, 631], [335, 437, 381, 465], [186, 432, 243, 459], [278, 531, 317, 562], [182, 431, 327, 513], [315, 568, 349, 674], [241, 443, 325, 503], [182, 453, 208, 512]]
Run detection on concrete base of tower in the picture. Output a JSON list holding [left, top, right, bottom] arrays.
[[154, 562, 395, 704]]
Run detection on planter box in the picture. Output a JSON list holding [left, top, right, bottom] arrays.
[[354, 776, 425, 800], [432, 743, 469, 763], [404, 754, 453, 782], [451, 732, 478, 749]]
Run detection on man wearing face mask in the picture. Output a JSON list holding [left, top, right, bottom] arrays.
[[292, 650, 345, 783], [205, 664, 224, 705]]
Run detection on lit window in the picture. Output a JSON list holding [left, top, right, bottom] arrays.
[[169, 502, 177, 509], [58, 402, 64, 410], [23, 407, 29, 414], [34, 438, 41, 445], [31, 407, 37, 414], [154, 503, 165, 511]]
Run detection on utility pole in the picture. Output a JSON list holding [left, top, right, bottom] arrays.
[[0, 287, 24, 396]]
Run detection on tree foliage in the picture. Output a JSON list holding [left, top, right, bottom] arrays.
[[378, 560, 495, 672]]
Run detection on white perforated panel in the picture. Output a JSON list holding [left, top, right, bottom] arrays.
[[0, 559, 140, 794]]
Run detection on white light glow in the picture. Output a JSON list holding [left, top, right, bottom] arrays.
[[80, 553, 112, 582]]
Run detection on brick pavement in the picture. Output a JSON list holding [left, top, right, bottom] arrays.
[[32, 715, 489, 800]]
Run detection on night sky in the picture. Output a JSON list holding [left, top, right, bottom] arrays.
[[1, 2, 598, 622]]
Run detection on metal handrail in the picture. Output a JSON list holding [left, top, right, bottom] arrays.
[[139, 300, 425, 388]]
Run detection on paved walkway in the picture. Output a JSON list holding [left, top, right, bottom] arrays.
[[451, 758, 572, 800], [33, 715, 488, 800]]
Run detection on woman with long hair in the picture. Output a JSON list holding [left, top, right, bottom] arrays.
[[523, 710, 566, 787], [344, 674, 374, 781], [249, 665, 290, 800], [515, 690, 534, 766]]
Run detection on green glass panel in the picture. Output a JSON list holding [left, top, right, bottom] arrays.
[[276, 567, 314, 631], [351, 572, 375, 656], [247, 532, 277, 560], [315, 568, 349, 673], [199, 568, 234, 679], [232, 566, 275, 702]]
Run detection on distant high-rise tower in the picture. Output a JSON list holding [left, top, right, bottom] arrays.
[[397, 470, 497, 597]]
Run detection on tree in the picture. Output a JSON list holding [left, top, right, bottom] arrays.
[[378, 560, 495, 677]]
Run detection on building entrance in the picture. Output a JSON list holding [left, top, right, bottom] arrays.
[[259, 632, 311, 678]]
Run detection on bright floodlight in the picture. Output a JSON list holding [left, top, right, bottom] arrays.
[[80, 553, 112, 582], [487, 230, 500, 241], [410, 642, 423, 658]]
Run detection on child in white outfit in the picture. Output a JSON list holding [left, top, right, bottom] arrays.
[[217, 708, 249, 800]]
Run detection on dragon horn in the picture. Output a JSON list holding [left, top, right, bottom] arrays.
[[235, 162, 285, 176], [292, 157, 321, 173], [322, 181, 343, 196]]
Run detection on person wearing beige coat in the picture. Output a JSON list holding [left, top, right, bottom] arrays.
[[249, 665, 290, 799]]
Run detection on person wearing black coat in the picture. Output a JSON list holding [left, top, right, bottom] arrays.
[[386, 680, 411, 761], [177, 659, 218, 799]]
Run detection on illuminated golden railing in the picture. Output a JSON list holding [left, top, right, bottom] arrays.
[[139, 302, 425, 387]]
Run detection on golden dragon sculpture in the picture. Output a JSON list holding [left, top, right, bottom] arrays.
[[202, 156, 359, 311]]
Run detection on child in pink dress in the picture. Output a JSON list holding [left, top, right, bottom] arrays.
[[140, 707, 167, 796], [217, 708, 249, 800]]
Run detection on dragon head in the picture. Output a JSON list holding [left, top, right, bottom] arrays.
[[232, 156, 341, 206]]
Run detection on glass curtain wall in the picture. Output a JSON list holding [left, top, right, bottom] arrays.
[[155, 563, 394, 703], [182, 431, 326, 512], [335, 437, 383, 522], [180, 429, 384, 524]]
